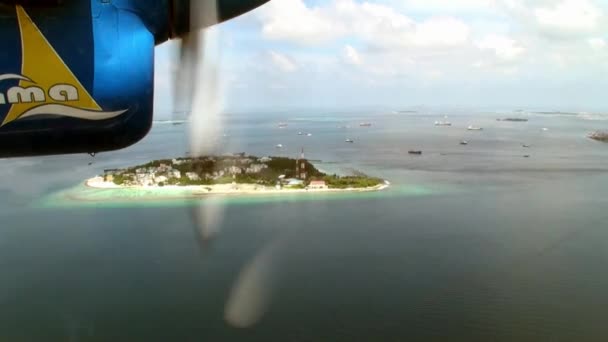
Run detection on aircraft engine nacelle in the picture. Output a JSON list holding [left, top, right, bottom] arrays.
[[0, 0, 268, 157]]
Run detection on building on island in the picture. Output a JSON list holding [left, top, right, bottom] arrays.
[[308, 180, 327, 189], [246, 164, 267, 174], [170, 170, 181, 179], [228, 166, 242, 174], [186, 172, 200, 181], [285, 178, 305, 186], [155, 175, 168, 184]]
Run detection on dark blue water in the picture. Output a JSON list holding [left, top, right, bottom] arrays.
[[1, 109, 608, 341]]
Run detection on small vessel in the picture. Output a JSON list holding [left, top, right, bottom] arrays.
[[467, 125, 483, 131], [277, 122, 288, 128], [523, 155, 530, 158], [522, 144, 531, 148], [435, 120, 452, 126], [541, 127, 549, 131], [408, 150, 422, 155], [359, 122, 372, 127], [589, 131, 608, 142], [298, 132, 303, 135], [345, 139, 354, 143], [460, 140, 468, 145], [275, 144, 283, 149], [306, 133, 313, 137]]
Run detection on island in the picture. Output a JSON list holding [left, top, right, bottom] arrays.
[[86, 154, 389, 196], [497, 118, 529, 122], [589, 131, 608, 142]]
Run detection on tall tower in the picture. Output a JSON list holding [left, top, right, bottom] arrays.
[[295, 147, 306, 180]]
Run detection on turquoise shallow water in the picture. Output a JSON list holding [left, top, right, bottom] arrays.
[[1, 109, 608, 341], [37, 182, 439, 209]]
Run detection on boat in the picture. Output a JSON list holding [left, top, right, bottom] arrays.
[[408, 150, 422, 155], [523, 155, 530, 158], [306, 133, 313, 137], [297, 132, 303, 135], [589, 131, 608, 142], [275, 144, 283, 148], [460, 140, 468, 145], [467, 125, 482, 131], [434, 120, 452, 126], [522, 144, 531, 148], [277, 122, 288, 128], [541, 127, 549, 131], [359, 122, 372, 127], [345, 139, 354, 143]]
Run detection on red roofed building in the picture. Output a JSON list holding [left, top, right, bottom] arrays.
[[308, 180, 327, 189]]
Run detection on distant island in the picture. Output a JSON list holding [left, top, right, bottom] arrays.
[[589, 131, 608, 142], [531, 111, 577, 116], [497, 118, 528, 122], [86, 154, 388, 196]]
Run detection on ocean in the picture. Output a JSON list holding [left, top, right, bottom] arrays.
[[1, 108, 608, 341]]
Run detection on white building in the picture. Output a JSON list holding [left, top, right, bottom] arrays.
[[137, 174, 154, 186], [228, 166, 242, 174], [185, 172, 200, 181], [212, 170, 225, 179], [246, 164, 267, 174], [308, 180, 328, 189], [170, 170, 181, 179], [155, 175, 168, 184], [285, 178, 304, 186]]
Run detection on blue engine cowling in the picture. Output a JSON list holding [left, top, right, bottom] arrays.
[[0, 0, 268, 157]]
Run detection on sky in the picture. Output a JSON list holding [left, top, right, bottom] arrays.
[[153, 0, 608, 117]]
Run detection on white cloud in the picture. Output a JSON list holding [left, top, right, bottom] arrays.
[[533, 0, 602, 36], [391, 0, 497, 14], [588, 37, 606, 50], [343, 45, 362, 65], [500, 0, 605, 39], [257, 0, 338, 44], [269, 51, 298, 72], [243, 1, 607, 100], [475, 34, 525, 60], [428, 70, 443, 79], [256, 0, 470, 49], [549, 53, 568, 68], [410, 17, 470, 47]]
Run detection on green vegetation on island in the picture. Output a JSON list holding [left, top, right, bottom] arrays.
[[103, 154, 384, 189]]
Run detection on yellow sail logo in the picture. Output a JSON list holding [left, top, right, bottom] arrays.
[[0, 5, 127, 126]]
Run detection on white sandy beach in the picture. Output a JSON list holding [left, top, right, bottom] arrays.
[[85, 177, 390, 196]]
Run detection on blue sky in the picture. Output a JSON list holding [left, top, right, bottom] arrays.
[[153, 0, 608, 117]]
